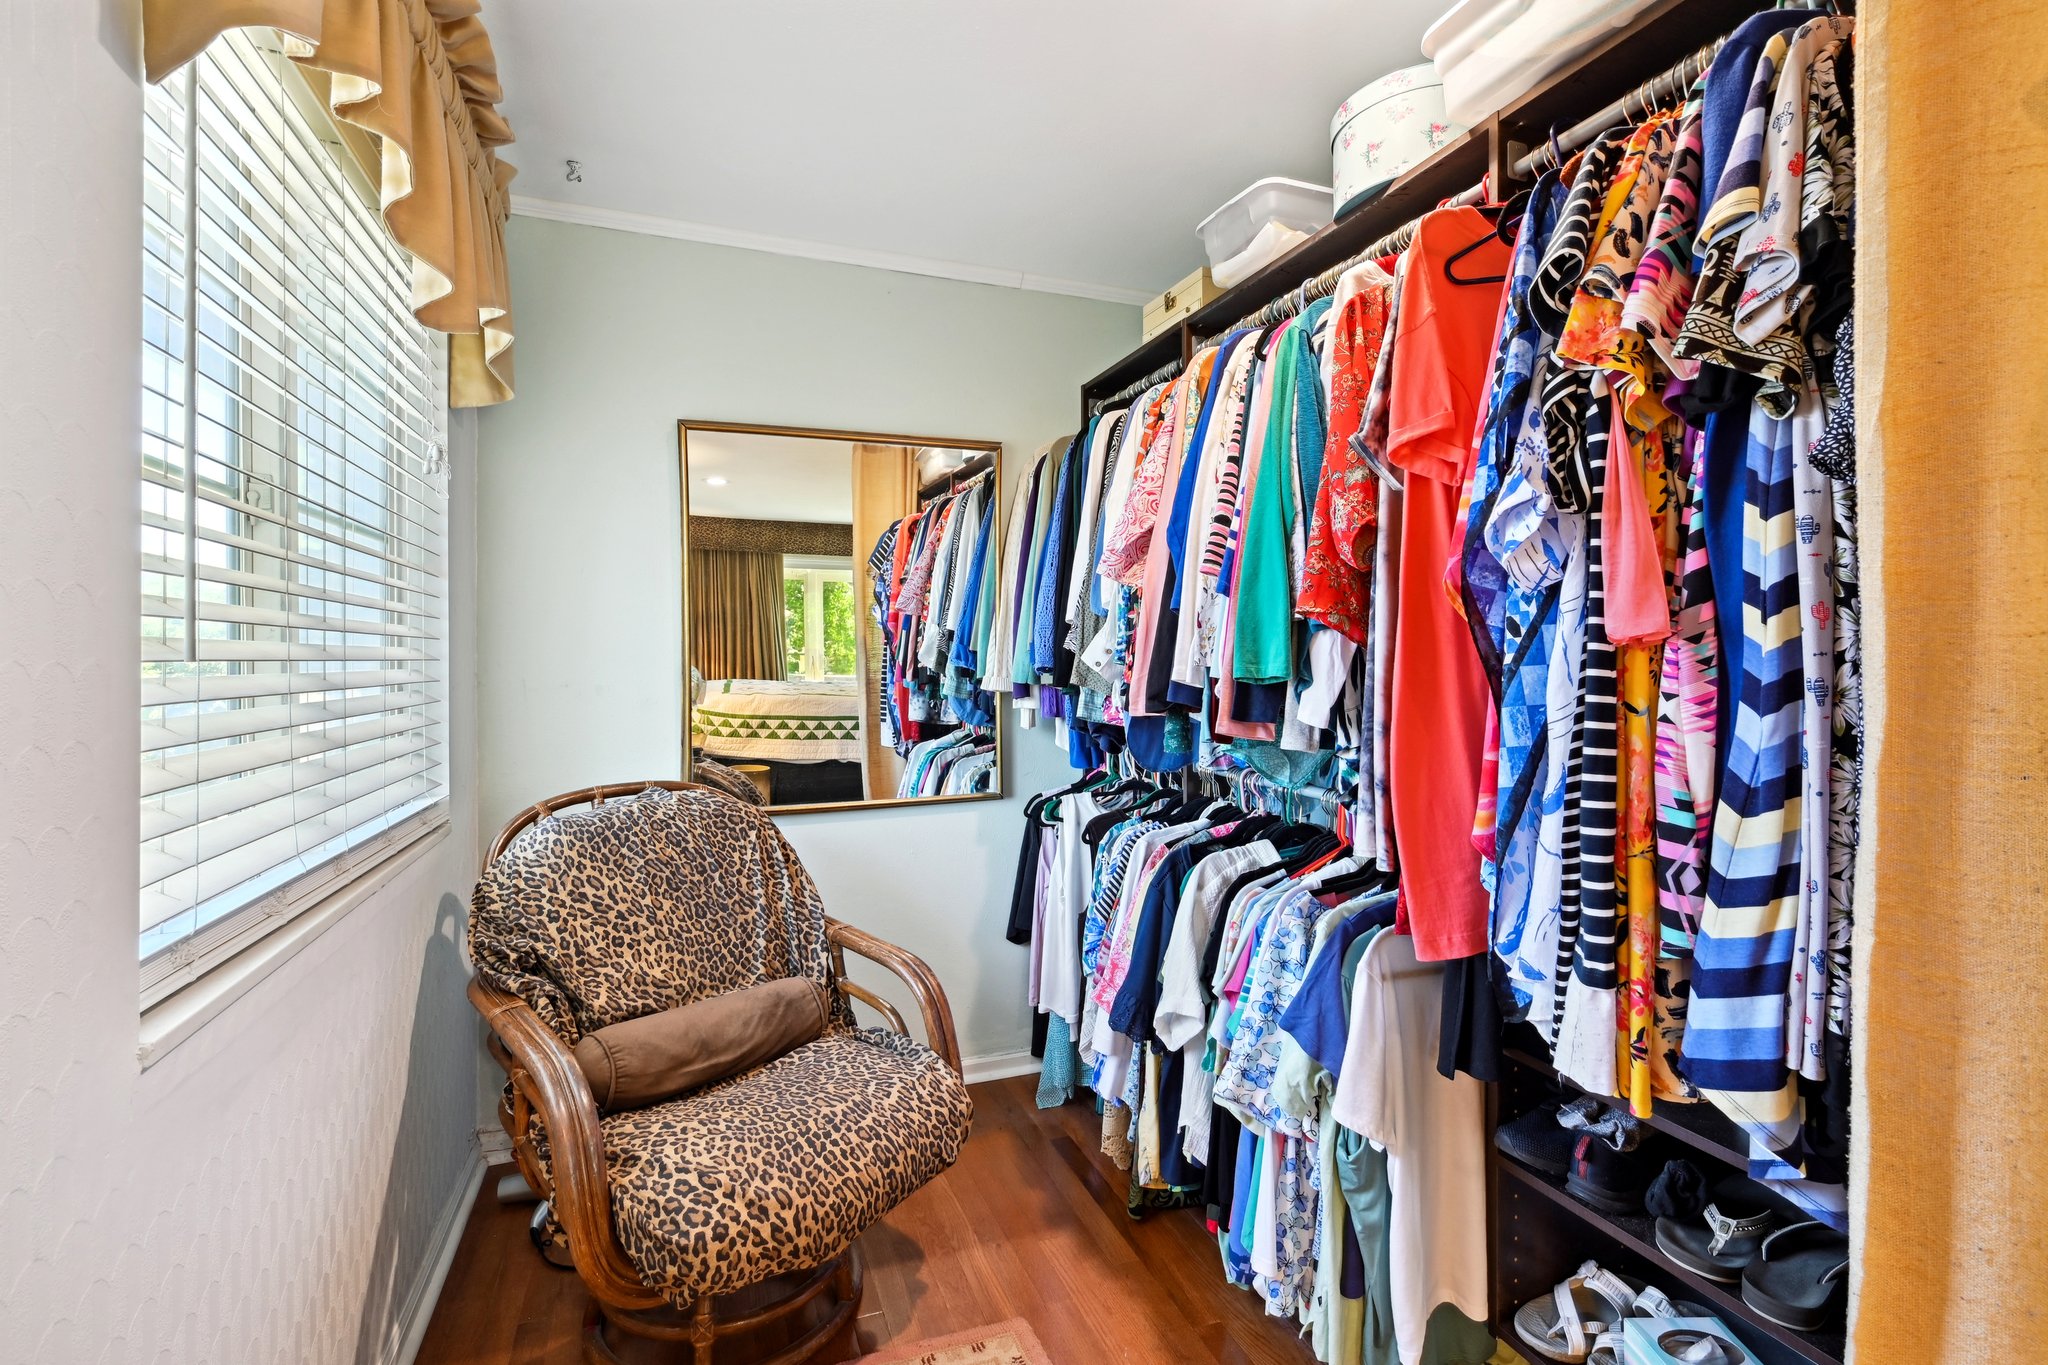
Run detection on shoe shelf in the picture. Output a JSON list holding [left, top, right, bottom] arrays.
[[1502, 1044, 1753, 1171], [1491, 1150, 1846, 1365]]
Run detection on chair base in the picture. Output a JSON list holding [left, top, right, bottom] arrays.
[[583, 1249, 863, 1365]]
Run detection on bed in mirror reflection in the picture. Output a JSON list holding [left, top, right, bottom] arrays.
[[679, 421, 1003, 812]]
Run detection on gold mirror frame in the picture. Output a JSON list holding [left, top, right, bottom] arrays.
[[679, 420, 1005, 816]]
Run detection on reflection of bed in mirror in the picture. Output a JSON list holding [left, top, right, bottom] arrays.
[[691, 677, 864, 806], [679, 421, 1004, 812]]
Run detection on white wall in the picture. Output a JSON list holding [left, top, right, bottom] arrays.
[[0, 5, 485, 1361], [477, 216, 1136, 1067]]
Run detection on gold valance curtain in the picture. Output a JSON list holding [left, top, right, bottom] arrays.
[[690, 549, 786, 682], [143, 0, 517, 406]]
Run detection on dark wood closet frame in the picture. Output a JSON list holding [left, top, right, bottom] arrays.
[[1079, 0, 1765, 420], [1072, 4, 1852, 1363]]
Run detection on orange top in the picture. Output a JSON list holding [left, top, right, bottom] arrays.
[[1385, 207, 1515, 487]]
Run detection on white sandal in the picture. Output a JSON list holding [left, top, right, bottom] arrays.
[[1583, 1286, 1720, 1365], [1513, 1260, 1647, 1364]]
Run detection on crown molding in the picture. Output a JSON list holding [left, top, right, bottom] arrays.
[[509, 195, 1152, 308]]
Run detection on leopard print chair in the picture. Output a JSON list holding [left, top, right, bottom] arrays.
[[468, 782, 972, 1363], [689, 756, 766, 806]]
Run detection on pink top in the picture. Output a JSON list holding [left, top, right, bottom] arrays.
[[1601, 387, 1672, 647]]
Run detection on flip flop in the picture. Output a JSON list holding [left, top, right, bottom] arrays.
[[1741, 1220, 1849, 1331], [1655, 1176, 1782, 1282], [1513, 1261, 1647, 1363]]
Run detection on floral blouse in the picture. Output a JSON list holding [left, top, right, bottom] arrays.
[[1298, 270, 1393, 644]]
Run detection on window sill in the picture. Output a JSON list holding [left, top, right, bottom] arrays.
[[137, 814, 452, 1071]]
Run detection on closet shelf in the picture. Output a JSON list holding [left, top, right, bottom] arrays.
[[1503, 1046, 1754, 1171], [1077, 0, 1775, 420], [1079, 326, 1185, 414], [1493, 1154, 1846, 1365], [1078, 127, 1490, 415]]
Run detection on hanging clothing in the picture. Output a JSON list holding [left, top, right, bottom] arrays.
[[1384, 207, 1510, 964]]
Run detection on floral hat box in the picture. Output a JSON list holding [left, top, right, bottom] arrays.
[[1330, 64, 1467, 220]]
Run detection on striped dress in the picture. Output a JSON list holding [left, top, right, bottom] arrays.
[[1684, 394, 1820, 1161], [1552, 381, 1620, 1096]]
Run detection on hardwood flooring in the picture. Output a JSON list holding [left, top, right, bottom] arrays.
[[415, 1075, 1316, 1364]]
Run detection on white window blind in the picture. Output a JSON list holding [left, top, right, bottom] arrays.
[[140, 30, 448, 1004]]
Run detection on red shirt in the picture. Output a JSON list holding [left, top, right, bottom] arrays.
[[1384, 207, 1511, 962]]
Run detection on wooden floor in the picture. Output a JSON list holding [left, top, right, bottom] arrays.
[[416, 1075, 1316, 1364]]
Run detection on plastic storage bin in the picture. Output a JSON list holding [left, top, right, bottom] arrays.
[[1423, 0, 1660, 125], [1196, 178, 1333, 274]]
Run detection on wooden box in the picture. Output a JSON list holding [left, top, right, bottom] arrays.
[[1142, 267, 1222, 342]]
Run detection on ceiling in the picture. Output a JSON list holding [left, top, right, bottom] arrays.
[[484, 0, 1451, 300], [684, 432, 854, 522]]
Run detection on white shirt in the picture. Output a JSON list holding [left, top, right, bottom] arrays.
[[1297, 629, 1358, 734], [1153, 844, 1278, 1052], [1036, 790, 1102, 1027], [1331, 932, 1489, 1365]]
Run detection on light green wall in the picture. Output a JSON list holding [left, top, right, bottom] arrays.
[[477, 215, 1138, 1064]]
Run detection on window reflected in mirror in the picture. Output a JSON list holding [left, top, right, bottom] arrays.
[[679, 423, 1002, 812]]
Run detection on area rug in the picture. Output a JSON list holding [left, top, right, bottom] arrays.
[[851, 1317, 1051, 1365]]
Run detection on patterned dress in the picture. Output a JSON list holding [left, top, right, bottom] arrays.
[[1299, 274, 1392, 643]]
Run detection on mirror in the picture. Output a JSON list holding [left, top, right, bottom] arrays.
[[679, 422, 1003, 812]]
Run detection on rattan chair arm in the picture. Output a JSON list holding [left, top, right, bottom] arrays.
[[835, 978, 909, 1035], [824, 918, 963, 1076], [466, 975, 664, 1310]]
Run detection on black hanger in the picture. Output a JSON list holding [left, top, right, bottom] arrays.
[[1205, 810, 1276, 850], [1443, 226, 1509, 286], [1031, 767, 1113, 822], [1313, 865, 1396, 899], [1494, 187, 1535, 244], [1284, 836, 1346, 875]]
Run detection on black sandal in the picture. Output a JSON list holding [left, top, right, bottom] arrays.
[[1654, 1176, 1781, 1283], [1740, 1220, 1849, 1331]]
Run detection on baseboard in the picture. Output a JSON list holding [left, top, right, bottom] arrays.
[[389, 1148, 488, 1365], [476, 1123, 513, 1164], [961, 1050, 1041, 1085]]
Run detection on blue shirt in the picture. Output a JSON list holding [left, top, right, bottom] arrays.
[[1276, 892, 1397, 1083]]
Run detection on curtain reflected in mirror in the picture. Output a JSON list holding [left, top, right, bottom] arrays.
[[680, 423, 1002, 812]]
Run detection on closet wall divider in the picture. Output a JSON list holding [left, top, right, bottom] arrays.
[[1068, 5, 1855, 1364]]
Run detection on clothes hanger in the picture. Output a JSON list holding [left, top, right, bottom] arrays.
[[1443, 239, 1506, 285], [1494, 186, 1535, 244], [1288, 838, 1349, 879], [1313, 861, 1394, 897], [1443, 193, 1510, 287]]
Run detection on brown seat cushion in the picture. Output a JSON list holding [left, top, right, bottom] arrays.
[[572, 977, 831, 1112]]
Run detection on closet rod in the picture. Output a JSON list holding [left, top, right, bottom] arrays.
[[1091, 27, 1735, 413], [1203, 181, 1489, 340], [1096, 352, 1187, 411], [1198, 26, 1722, 342], [1097, 178, 1485, 415], [1511, 35, 1724, 178]]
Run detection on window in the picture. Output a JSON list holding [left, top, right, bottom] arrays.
[[139, 30, 448, 1003], [783, 556, 856, 681]]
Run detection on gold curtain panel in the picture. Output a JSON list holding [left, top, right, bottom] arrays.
[[142, 0, 517, 407], [1854, 2, 2048, 1357], [689, 549, 786, 682]]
